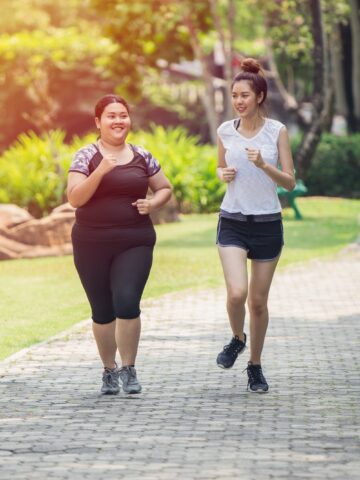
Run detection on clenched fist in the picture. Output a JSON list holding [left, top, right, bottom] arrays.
[[245, 148, 265, 168], [97, 154, 119, 175], [221, 167, 237, 183], [132, 198, 154, 215]]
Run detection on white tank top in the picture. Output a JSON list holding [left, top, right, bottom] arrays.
[[217, 117, 285, 215]]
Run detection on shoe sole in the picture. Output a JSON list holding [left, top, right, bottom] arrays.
[[123, 388, 142, 394], [216, 345, 247, 369], [101, 389, 120, 395], [248, 388, 269, 394]]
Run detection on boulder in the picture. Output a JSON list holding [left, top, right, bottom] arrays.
[[9, 211, 75, 246], [52, 202, 76, 214], [21, 243, 73, 259], [0, 204, 34, 229], [0, 197, 179, 260]]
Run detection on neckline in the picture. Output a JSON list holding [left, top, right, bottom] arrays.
[[233, 117, 267, 141], [94, 142, 136, 167]]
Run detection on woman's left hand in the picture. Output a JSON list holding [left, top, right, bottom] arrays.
[[245, 148, 266, 169], [132, 198, 154, 215]]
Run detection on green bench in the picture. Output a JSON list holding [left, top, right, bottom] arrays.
[[277, 179, 308, 220]]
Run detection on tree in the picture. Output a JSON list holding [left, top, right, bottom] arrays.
[[349, 0, 360, 130], [259, 0, 353, 178], [91, 0, 264, 143], [0, 0, 116, 148], [295, 0, 334, 178]]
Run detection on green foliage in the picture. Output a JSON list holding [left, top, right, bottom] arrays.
[[304, 134, 360, 198], [0, 0, 116, 147], [0, 127, 223, 216], [2, 128, 359, 218], [129, 125, 223, 212], [0, 131, 71, 217]]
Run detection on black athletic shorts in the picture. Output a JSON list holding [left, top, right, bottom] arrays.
[[216, 216, 284, 261]]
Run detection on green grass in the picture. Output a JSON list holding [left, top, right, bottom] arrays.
[[0, 197, 358, 360]]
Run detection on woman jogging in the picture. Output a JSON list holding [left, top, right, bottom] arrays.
[[67, 94, 172, 395], [215, 58, 295, 393]]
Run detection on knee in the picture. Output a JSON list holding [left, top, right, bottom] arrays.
[[92, 310, 116, 325], [113, 293, 140, 320], [248, 296, 268, 316], [227, 288, 247, 307]]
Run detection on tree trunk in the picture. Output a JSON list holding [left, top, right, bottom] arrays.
[[209, 0, 235, 121], [349, 0, 360, 130], [183, 12, 218, 144], [296, 0, 333, 179], [330, 23, 349, 120]]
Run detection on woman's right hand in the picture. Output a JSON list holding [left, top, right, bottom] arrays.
[[220, 167, 237, 183], [97, 154, 119, 175]]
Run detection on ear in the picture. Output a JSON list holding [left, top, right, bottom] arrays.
[[257, 92, 264, 104], [94, 117, 101, 129]]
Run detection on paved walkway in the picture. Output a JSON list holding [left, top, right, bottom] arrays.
[[0, 246, 360, 480]]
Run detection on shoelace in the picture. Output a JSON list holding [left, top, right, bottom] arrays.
[[223, 337, 244, 357], [103, 368, 118, 386], [246, 365, 266, 386]]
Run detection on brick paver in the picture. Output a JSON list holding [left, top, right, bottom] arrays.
[[0, 246, 359, 479]]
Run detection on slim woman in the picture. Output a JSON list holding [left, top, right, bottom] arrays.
[[67, 94, 172, 395], [215, 59, 295, 393]]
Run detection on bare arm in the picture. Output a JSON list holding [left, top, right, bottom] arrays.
[[132, 169, 172, 215], [246, 127, 296, 191], [67, 154, 119, 208]]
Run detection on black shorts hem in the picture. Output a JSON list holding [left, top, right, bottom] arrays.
[[216, 217, 284, 261]]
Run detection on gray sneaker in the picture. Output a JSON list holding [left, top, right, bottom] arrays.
[[101, 366, 120, 395], [119, 366, 142, 394]]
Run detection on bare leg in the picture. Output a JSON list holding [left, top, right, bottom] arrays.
[[92, 320, 117, 369], [218, 246, 248, 342], [115, 317, 141, 366], [248, 257, 279, 364]]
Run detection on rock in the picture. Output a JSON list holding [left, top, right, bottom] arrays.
[[21, 243, 73, 259], [9, 212, 75, 246], [52, 202, 76, 214], [0, 204, 34, 229], [150, 194, 179, 225], [0, 197, 179, 260]]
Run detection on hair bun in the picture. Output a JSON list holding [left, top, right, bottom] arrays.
[[241, 58, 261, 74]]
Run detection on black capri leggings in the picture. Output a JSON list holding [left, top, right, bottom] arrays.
[[72, 225, 155, 324]]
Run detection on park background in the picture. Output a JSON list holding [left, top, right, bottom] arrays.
[[0, 0, 359, 360]]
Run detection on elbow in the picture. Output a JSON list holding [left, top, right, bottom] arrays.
[[67, 194, 80, 209]]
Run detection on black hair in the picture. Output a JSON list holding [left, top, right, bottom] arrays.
[[94, 94, 130, 118]]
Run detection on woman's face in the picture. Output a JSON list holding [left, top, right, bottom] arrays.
[[95, 102, 131, 145], [231, 80, 263, 118]]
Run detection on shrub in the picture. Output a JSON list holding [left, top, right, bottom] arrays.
[[130, 125, 224, 213], [0, 130, 71, 217], [0, 127, 223, 216], [291, 133, 360, 198]]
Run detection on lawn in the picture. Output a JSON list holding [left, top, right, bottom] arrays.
[[0, 197, 358, 360]]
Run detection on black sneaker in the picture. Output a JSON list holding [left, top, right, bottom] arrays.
[[216, 333, 247, 369], [246, 362, 269, 393]]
